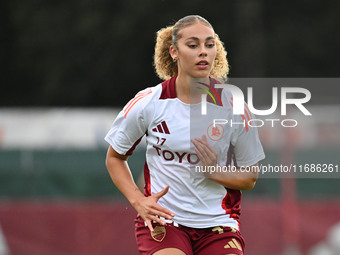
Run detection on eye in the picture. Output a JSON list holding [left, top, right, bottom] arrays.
[[188, 44, 198, 49], [186, 42, 198, 49], [206, 42, 215, 48]]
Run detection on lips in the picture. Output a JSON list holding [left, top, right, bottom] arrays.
[[196, 60, 209, 66], [196, 60, 209, 69]]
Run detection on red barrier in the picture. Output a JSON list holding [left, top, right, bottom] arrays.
[[0, 201, 138, 255], [0, 200, 339, 255], [241, 199, 340, 254]]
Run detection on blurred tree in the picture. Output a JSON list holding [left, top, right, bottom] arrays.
[[264, 0, 340, 77], [0, 0, 339, 107]]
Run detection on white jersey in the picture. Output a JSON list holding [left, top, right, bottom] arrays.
[[105, 76, 265, 230]]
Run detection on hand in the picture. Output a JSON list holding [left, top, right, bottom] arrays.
[[191, 134, 218, 169], [133, 185, 175, 232]]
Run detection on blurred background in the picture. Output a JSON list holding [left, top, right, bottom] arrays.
[[0, 0, 339, 254]]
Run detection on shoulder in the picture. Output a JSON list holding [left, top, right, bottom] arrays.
[[122, 76, 177, 118], [122, 83, 164, 119]]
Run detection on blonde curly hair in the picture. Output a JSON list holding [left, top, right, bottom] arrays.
[[154, 15, 229, 81]]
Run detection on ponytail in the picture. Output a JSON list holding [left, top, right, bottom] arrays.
[[153, 26, 177, 80]]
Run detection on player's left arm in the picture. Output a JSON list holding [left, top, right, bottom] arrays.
[[192, 135, 259, 190]]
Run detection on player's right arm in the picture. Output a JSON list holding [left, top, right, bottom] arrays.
[[105, 87, 174, 231], [105, 145, 174, 232]]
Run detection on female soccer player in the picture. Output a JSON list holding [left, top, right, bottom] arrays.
[[105, 15, 265, 255]]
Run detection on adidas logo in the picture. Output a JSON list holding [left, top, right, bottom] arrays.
[[152, 121, 170, 134], [224, 238, 242, 251]]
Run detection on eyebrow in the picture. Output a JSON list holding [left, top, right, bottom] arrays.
[[185, 36, 215, 41]]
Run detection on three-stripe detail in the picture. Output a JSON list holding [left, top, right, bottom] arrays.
[[224, 238, 242, 251], [123, 89, 152, 118], [152, 121, 170, 134]]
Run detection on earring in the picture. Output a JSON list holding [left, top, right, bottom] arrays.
[[173, 57, 177, 62]]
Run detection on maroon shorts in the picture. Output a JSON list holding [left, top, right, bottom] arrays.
[[135, 217, 245, 255]]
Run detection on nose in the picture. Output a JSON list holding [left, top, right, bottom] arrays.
[[199, 44, 207, 57]]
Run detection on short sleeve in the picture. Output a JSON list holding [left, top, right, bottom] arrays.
[[231, 113, 265, 167], [104, 89, 152, 155]]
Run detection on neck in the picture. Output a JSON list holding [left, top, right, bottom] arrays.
[[175, 74, 209, 104]]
